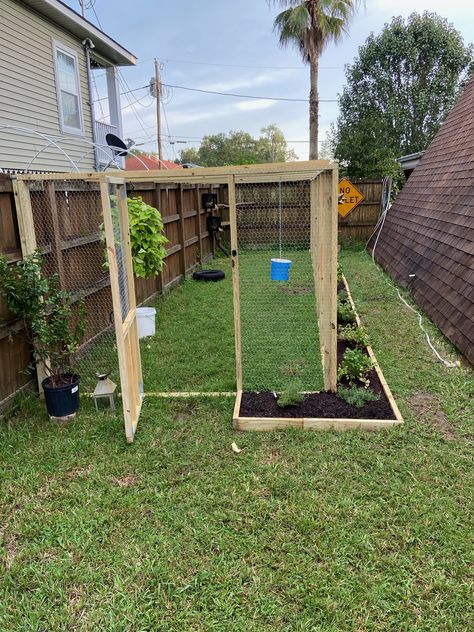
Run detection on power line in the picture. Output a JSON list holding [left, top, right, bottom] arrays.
[[94, 81, 337, 104], [136, 56, 343, 71], [161, 83, 336, 103]]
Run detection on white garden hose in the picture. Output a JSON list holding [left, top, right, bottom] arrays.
[[369, 177, 459, 369]]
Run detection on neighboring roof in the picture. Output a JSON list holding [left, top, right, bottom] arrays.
[[372, 77, 474, 364], [397, 151, 425, 171], [20, 0, 136, 66], [125, 156, 183, 171]]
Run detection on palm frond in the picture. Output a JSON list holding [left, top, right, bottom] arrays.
[[272, 1, 362, 59]]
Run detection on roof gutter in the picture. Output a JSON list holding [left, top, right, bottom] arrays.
[[20, 0, 136, 66]]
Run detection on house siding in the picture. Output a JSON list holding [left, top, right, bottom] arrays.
[[0, 0, 95, 172]]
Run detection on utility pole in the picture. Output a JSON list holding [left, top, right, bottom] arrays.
[[81, 0, 86, 18], [154, 59, 163, 169]]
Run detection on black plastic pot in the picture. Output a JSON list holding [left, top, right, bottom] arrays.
[[42, 375, 80, 418]]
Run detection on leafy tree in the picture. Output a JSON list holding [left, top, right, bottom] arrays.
[[269, 0, 362, 159], [177, 125, 296, 166], [332, 12, 474, 179], [258, 124, 298, 162]]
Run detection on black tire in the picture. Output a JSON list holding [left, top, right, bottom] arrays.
[[193, 269, 225, 282]]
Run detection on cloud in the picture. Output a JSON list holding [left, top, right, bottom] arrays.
[[234, 100, 277, 111], [201, 70, 292, 93]]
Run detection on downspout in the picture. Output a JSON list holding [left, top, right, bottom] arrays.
[[82, 38, 99, 171]]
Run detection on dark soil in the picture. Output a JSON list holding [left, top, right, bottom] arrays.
[[239, 390, 395, 420], [240, 340, 395, 420]]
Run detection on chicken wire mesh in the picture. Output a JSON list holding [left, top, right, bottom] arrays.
[[25, 177, 122, 394], [236, 179, 324, 393]]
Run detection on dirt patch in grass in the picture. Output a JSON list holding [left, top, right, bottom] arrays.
[[279, 284, 313, 296], [65, 465, 93, 479], [408, 392, 458, 439], [1, 527, 17, 571], [111, 474, 139, 487]]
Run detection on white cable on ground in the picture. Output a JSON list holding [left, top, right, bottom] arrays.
[[394, 286, 459, 368], [368, 176, 459, 369]]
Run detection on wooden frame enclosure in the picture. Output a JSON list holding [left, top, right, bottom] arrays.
[[14, 161, 402, 435]]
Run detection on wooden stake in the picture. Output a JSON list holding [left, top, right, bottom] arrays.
[[229, 175, 243, 392], [11, 179, 49, 393]]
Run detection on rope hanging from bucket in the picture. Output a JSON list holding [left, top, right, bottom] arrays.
[[278, 179, 282, 259]]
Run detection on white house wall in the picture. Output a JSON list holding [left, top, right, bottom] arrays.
[[0, 0, 95, 171]]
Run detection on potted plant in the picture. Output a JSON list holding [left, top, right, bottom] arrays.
[[0, 253, 86, 418]]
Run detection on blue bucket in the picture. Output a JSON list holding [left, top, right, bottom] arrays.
[[270, 258, 292, 281]]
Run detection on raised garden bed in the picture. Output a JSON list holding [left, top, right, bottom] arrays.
[[233, 276, 403, 432]]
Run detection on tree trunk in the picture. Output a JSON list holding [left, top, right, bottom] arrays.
[[309, 56, 319, 160]]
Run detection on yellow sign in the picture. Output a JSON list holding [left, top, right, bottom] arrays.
[[338, 179, 365, 218]]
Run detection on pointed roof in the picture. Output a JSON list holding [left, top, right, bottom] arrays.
[[372, 77, 474, 364]]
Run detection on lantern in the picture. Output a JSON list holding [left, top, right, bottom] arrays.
[[93, 372, 117, 411]]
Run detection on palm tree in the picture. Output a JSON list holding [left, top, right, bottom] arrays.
[[269, 1, 362, 159]]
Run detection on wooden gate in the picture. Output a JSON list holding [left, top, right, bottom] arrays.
[[100, 176, 143, 443]]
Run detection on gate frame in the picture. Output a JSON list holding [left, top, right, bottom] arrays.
[[14, 172, 143, 443]]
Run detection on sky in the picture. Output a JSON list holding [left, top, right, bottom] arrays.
[[67, 0, 474, 160]]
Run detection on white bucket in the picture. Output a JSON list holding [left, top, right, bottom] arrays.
[[137, 307, 156, 338]]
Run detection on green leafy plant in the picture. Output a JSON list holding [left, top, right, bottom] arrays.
[[277, 385, 304, 408], [0, 254, 86, 388], [337, 296, 356, 324], [337, 385, 379, 408], [127, 197, 168, 278], [337, 263, 344, 283], [337, 348, 373, 387], [101, 197, 168, 279], [338, 323, 369, 348]]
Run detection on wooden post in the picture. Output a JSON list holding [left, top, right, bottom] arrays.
[[313, 168, 338, 392], [228, 175, 243, 393], [177, 184, 186, 278], [12, 178, 49, 393], [12, 179, 37, 255], [194, 185, 203, 263], [152, 183, 164, 295]]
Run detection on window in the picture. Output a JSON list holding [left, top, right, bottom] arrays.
[[53, 41, 84, 134]]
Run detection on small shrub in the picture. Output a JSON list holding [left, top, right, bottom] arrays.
[[277, 386, 304, 408], [338, 288, 348, 302], [338, 324, 369, 348], [337, 348, 373, 387], [337, 297, 356, 324], [337, 263, 344, 283], [0, 253, 86, 387], [338, 386, 379, 408]]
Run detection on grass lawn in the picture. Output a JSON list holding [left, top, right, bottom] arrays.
[[1, 247, 473, 631], [142, 249, 323, 394]]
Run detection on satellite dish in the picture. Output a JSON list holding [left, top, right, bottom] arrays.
[[105, 133, 128, 157]]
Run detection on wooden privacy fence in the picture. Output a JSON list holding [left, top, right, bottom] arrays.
[[219, 178, 384, 245], [0, 173, 220, 408], [338, 179, 383, 241]]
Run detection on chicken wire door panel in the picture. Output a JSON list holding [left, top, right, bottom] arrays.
[[233, 178, 323, 393], [100, 177, 143, 443]]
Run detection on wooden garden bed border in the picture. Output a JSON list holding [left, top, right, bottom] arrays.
[[233, 275, 403, 432]]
